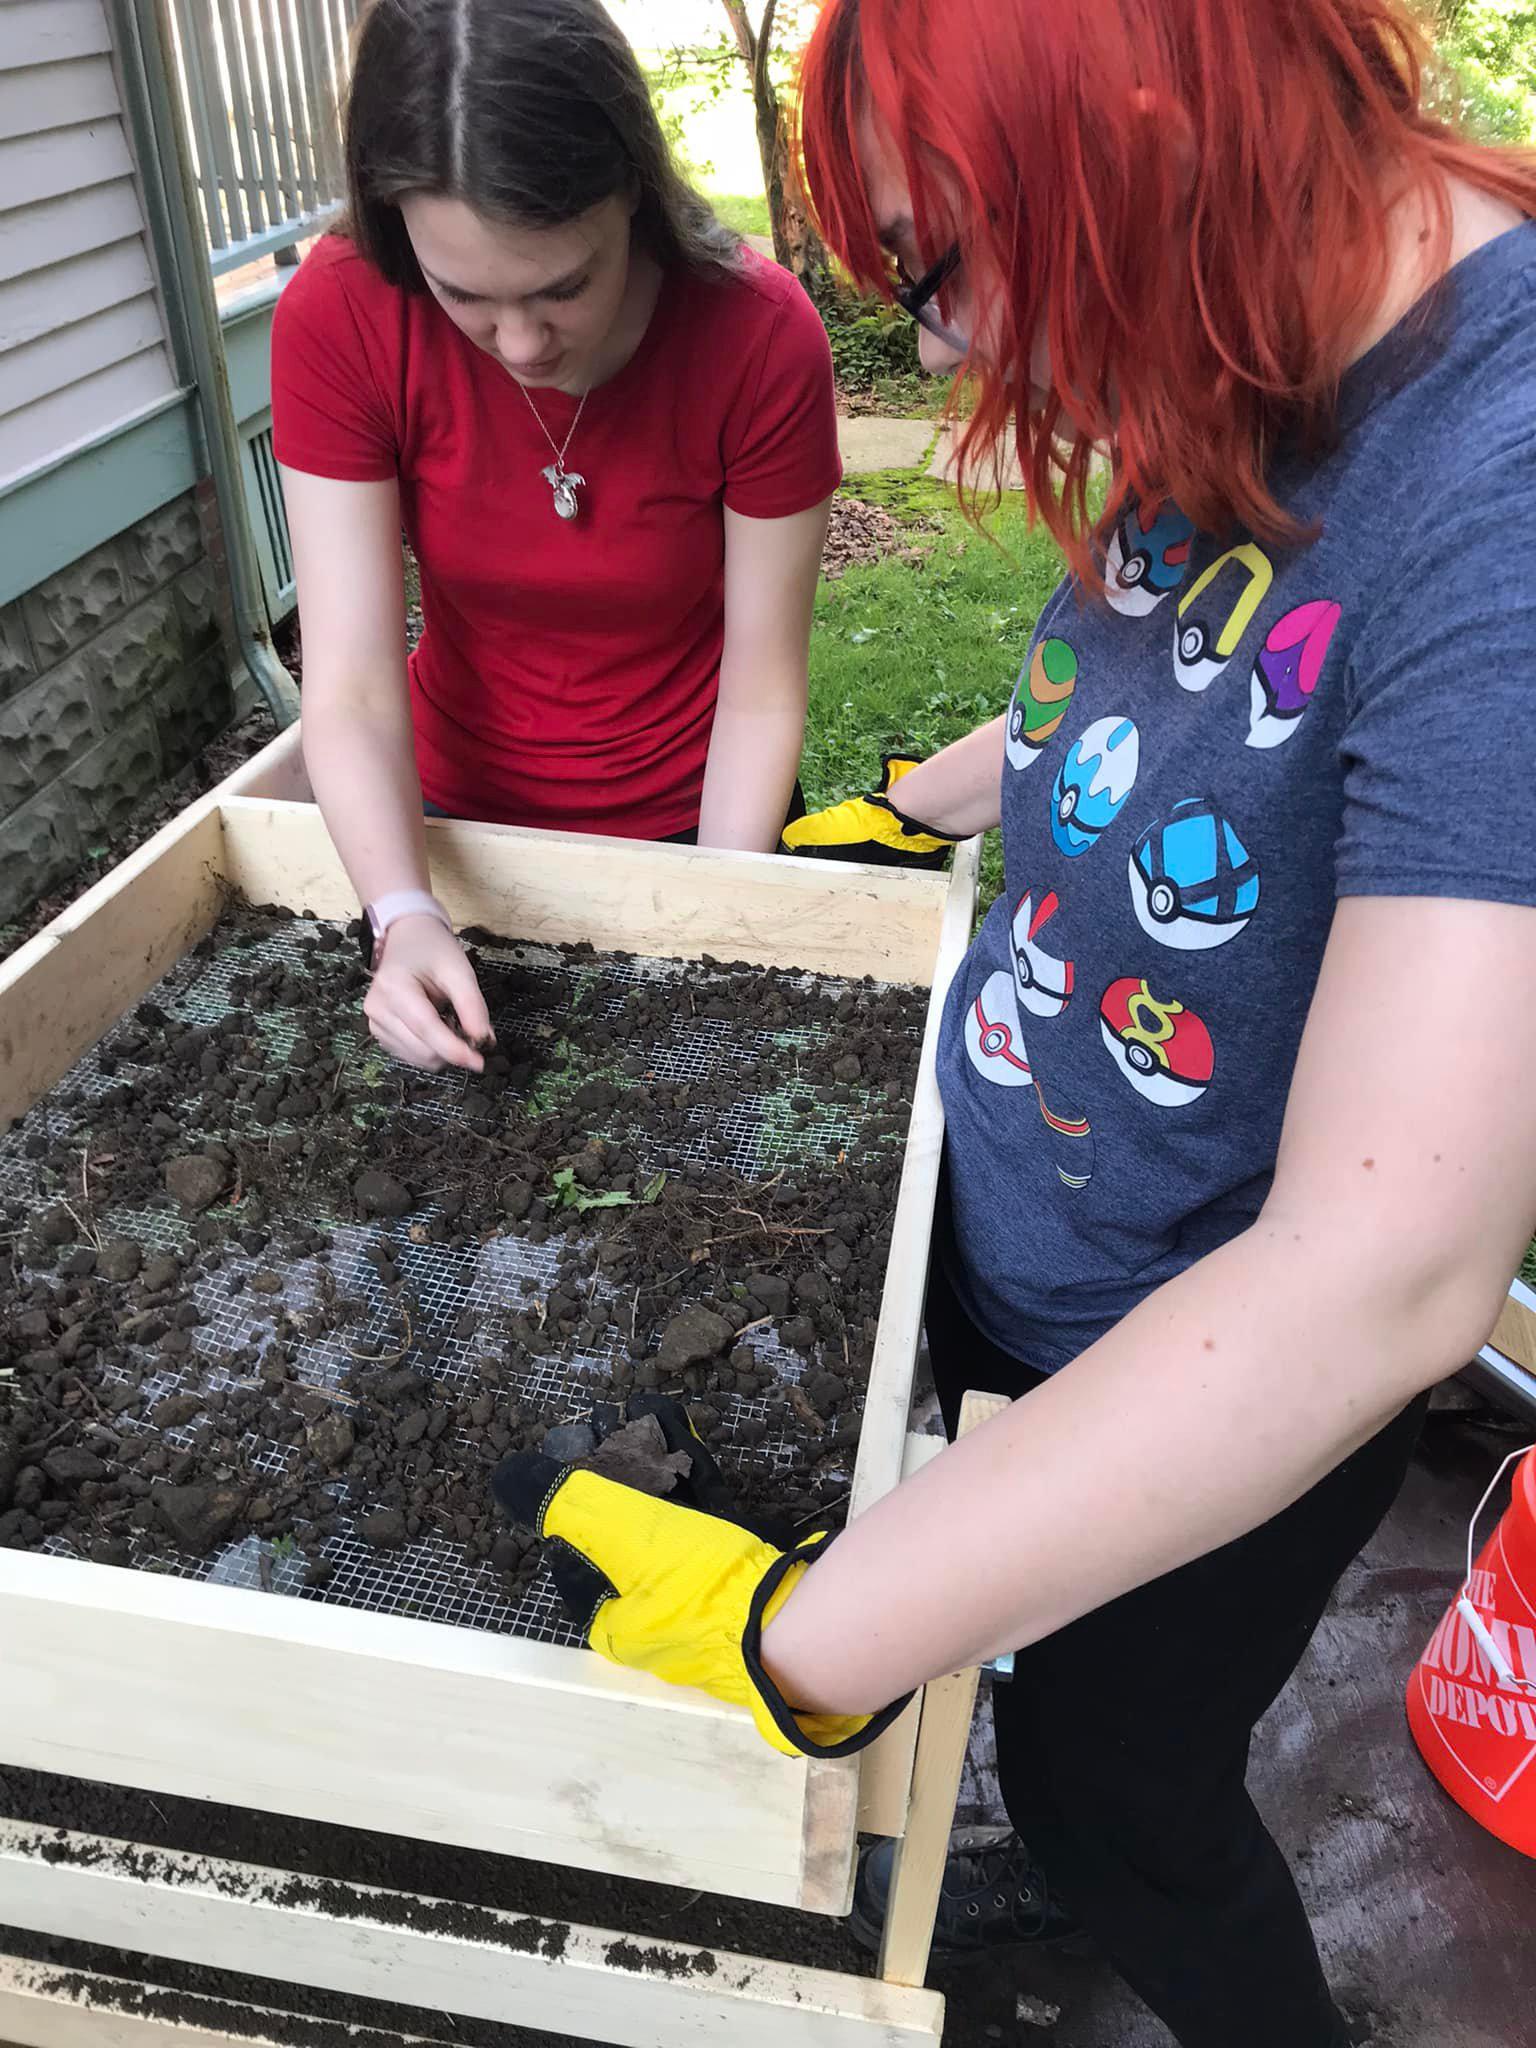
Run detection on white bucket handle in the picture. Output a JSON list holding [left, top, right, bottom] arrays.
[[1456, 1442, 1536, 1695]]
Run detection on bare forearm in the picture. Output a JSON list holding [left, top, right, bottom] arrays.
[[891, 716, 1006, 835], [696, 685, 805, 853], [764, 1217, 1497, 1713], [302, 685, 433, 902]]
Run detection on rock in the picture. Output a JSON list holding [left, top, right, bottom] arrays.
[[248, 1270, 285, 1296], [358, 1506, 408, 1549], [142, 1252, 180, 1293], [832, 1054, 862, 1084], [164, 1155, 227, 1212], [307, 1412, 356, 1467], [0, 1447, 18, 1513], [794, 1271, 831, 1306], [573, 1078, 618, 1111], [97, 1237, 143, 1283], [780, 1315, 817, 1351], [304, 1560, 335, 1588], [60, 1247, 97, 1277], [42, 1447, 108, 1487], [150, 1393, 202, 1430], [354, 1170, 413, 1218], [14, 1467, 44, 1511], [744, 1270, 791, 1316], [154, 1481, 245, 1553], [583, 1415, 692, 1497], [498, 1179, 533, 1220], [543, 1422, 598, 1464], [395, 1410, 429, 1447], [656, 1305, 734, 1375]]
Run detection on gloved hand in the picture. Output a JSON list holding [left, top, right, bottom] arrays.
[[492, 1398, 911, 1759], [781, 755, 958, 869]]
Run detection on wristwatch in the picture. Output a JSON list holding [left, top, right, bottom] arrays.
[[356, 890, 453, 971]]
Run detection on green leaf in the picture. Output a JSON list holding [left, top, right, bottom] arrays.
[[640, 1171, 668, 1205]]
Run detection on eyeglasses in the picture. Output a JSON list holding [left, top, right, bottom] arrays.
[[895, 244, 967, 353]]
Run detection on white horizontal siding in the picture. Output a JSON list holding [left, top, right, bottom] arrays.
[[0, 176, 146, 284], [0, 346, 175, 488], [0, 117, 134, 211], [0, 53, 119, 140], [0, 1, 112, 70], [0, 5, 179, 490], [0, 293, 166, 412], [0, 235, 156, 348]]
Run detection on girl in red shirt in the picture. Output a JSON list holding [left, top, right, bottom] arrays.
[[272, 0, 840, 1072]]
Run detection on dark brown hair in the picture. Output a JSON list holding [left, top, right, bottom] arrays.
[[345, 0, 740, 287]]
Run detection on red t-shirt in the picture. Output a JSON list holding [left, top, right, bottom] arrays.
[[270, 237, 840, 836]]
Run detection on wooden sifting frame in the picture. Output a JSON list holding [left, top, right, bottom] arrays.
[[0, 729, 988, 2047]]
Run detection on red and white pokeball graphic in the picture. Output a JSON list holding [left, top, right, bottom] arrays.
[[964, 972, 1035, 1088], [1098, 976, 1214, 1106], [1010, 889, 1074, 1018]]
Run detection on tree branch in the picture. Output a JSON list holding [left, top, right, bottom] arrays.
[[719, 0, 755, 67]]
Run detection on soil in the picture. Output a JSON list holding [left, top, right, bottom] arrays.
[[0, 905, 924, 1622], [821, 494, 941, 581]]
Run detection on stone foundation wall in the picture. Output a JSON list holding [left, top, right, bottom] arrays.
[[0, 492, 237, 927]]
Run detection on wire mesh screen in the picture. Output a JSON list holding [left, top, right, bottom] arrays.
[[1, 918, 923, 1647]]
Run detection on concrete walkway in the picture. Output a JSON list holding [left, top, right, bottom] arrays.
[[835, 411, 1030, 487]]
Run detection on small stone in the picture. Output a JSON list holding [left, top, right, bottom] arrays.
[[61, 1247, 97, 1277], [154, 1481, 245, 1553], [498, 1179, 533, 1220], [781, 1315, 817, 1350], [248, 1270, 285, 1296], [151, 1393, 202, 1430], [98, 1237, 143, 1283], [656, 1304, 734, 1375], [543, 1422, 598, 1464], [395, 1410, 429, 1447], [832, 1054, 862, 1084], [490, 1531, 529, 1573], [164, 1155, 228, 1212], [307, 1412, 356, 1467], [794, 1270, 831, 1306], [573, 1078, 619, 1110], [43, 1447, 107, 1487], [304, 1559, 335, 1588], [143, 1252, 180, 1293], [358, 1507, 408, 1548], [354, 1170, 413, 1218]]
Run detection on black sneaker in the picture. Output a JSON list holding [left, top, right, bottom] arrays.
[[848, 1825, 1085, 1957]]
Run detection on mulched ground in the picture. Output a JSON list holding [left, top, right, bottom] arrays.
[[822, 494, 941, 580]]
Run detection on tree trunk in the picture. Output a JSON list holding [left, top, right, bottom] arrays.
[[719, 0, 830, 292]]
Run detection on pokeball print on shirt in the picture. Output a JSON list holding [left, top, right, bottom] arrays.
[[1104, 500, 1196, 616], [964, 971, 1035, 1087], [1173, 543, 1274, 692], [1248, 599, 1341, 748], [1099, 977, 1214, 1106], [1005, 637, 1079, 770], [1050, 717, 1141, 856], [1009, 889, 1074, 1016], [1127, 800, 1259, 950]]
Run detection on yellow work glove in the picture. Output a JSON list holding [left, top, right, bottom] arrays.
[[492, 1432, 912, 1758], [782, 754, 958, 869]]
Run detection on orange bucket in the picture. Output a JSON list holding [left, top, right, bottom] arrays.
[[1407, 1445, 1536, 1856]]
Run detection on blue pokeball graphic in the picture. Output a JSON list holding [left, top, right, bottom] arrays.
[[1105, 501, 1195, 617], [1050, 717, 1140, 857], [1128, 799, 1259, 951]]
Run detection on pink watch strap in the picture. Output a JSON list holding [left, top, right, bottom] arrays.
[[365, 890, 452, 971]]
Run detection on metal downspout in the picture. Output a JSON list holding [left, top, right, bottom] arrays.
[[112, 0, 300, 727]]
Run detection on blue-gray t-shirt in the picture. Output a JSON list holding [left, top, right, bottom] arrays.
[[936, 221, 1536, 1372]]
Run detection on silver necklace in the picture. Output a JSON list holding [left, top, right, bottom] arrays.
[[518, 380, 588, 520]]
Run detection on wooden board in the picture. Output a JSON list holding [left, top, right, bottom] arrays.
[[878, 1391, 1013, 1989], [0, 1550, 844, 1911], [0, 1827, 945, 2048], [858, 1432, 948, 1837], [0, 802, 225, 1126], [1488, 1283, 1536, 1378], [218, 796, 951, 985]]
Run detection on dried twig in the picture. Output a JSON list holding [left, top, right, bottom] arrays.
[[347, 1302, 413, 1364]]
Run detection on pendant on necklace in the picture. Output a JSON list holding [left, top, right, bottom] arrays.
[[542, 462, 585, 521]]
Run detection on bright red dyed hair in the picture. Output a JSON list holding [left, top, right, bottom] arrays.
[[799, 0, 1536, 583]]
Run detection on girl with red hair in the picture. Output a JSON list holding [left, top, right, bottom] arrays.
[[493, 5, 1536, 2040]]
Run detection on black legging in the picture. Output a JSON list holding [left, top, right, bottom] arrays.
[[924, 1235, 1428, 2048]]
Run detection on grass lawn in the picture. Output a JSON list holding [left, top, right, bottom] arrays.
[[806, 471, 1070, 911]]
